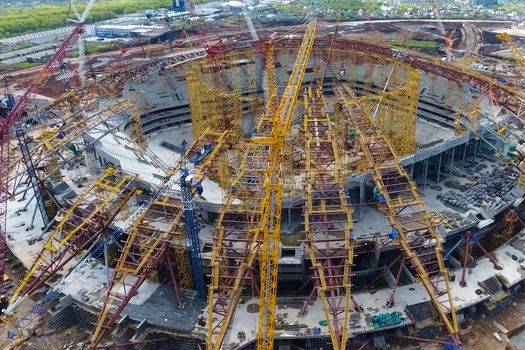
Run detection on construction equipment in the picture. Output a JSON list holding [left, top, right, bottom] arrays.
[[496, 32, 525, 71], [89, 129, 228, 349], [206, 20, 317, 350], [301, 86, 355, 350], [179, 140, 205, 299], [0, 21, 88, 299], [255, 20, 317, 350], [336, 84, 461, 347], [7, 220, 132, 344], [5, 167, 139, 315], [430, 0, 450, 62]]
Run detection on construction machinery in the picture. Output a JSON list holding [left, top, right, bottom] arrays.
[[301, 86, 355, 350], [497, 32, 525, 71], [206, 19, 317, 350], [5, 167, 139, 315], [336, 84, 461, 346], [89, 129, 229, 348]]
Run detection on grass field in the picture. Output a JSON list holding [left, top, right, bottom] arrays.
[[387, 39, 439, 49]]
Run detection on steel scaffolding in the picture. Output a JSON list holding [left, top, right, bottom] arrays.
[[302, 86, 355, 350], [336, 84, 460, 345], [7, 167, 139, 309], [89, 129, 228, 349]]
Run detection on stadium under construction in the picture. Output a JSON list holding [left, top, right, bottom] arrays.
[[3, 18, 525, 350]]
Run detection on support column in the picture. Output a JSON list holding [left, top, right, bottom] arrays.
[[423, 158, 428, 190], [359, 180, 366, 221], [449, 147, 455, 175], [473, 140, 478, 165], [462, 142, 467, 169], [410, 161, 415, 180], [437, 153, 442, 184]]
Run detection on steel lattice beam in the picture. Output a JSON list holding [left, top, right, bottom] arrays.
[[303, 86, 355, 350], [336, 85, 460, 345], [89, 129, 228, 349]]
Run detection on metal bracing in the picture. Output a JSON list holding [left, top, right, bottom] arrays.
[[255, 20, 317, 350], [128, 99, 145, 151], [89, 129, 228, 349], [497, 32, 525, 71], [207, 21, 317, 350], [7, 218, 134, 345], [14, 121, 50, 227], [302, 87, 355, 350], [6, 167, 139, 312], [206, 42, 280, 350], [336, 84, 460, 345], [372, 67, 419, 156], [206, 142, 268, 350]]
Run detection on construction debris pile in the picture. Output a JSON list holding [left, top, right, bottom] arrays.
[[432, 210, 475, 231], [438, 165, 518, 211]]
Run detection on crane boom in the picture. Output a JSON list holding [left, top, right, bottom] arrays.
[[0, 23, 85, 299], [497, 32, 525, 69], [254, 19, 317, 350]]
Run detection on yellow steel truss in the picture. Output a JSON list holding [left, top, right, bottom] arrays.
[[90, 129, 229, 347], [337, 84, 460, 343], [128, 98, 145, 150], [497, 32, 525, 70], [303, 87, 355, 350], [255, 20, 317, 350], [9, 167, 139, 304], [372, 67, 419, 156], [206, 20, 317, 350]]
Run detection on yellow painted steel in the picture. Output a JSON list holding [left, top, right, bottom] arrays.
[[9, 167, 135, 304], [42, 99, 132, 152], [129, 98, 145, 150], [206, 20, 317, 350], [497, 32, 525, 69], [255, 19, 317, 350], [337, 84, 460, 343], [90, 129, 228, 345], [303, 86, 355, 350], [373, 67, 419, 156], [206, 42, 279, 350]]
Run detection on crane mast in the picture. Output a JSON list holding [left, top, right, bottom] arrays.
[[497, 32, 525, 70], [254, 20, 317, 350]]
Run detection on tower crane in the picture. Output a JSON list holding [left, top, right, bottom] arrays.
[[254, 20, 316, 350], [428, 0, 454, 62], [89, 129, 229, 348], [67, 0, 96, 87], [206, 20, 316, 350], [497, 32, 525, 71], [0, 0, 95, 302]]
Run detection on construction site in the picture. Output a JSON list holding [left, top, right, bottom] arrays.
[[2, 1, 525, 350]]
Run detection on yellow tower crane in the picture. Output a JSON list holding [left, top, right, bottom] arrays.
[[206, 19, 317, 350], [497, 32, 525, 70], [252, 20, 317, 350]]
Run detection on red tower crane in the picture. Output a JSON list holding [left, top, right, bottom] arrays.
[[0, 23, 87, 300]]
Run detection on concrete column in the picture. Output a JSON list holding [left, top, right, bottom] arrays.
[[449, 147, 455, 175], [423, 158, 428, 190], [473, 140, 478, 165], [359, 181, 366, 221], [462, 142, 468, 169], [288, 208, 292, 225], [410, 161, 415, 179], [437, 153, 442, 184]]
